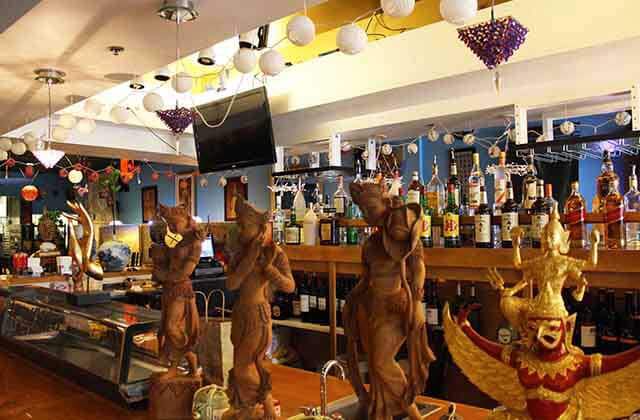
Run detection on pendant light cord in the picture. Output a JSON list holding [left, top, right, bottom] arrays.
[[47, 79, 53, 149]]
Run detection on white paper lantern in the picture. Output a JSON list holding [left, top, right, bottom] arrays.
[[110, 106, 131, 124], [560, 120, 575, 136], [218, 176, 227, 188], [259, 50, 286, 76], [76, 118, 96, 134], [463, 133, 476, 145], [199, 176, 209, 188], [337, 24, 367, 55], [536, 134, 547, 143], [615, 111, 632, 127], [443, 133, 455, 145], [407, 143, 418, 155], [0, 150, 7, 161], [362, 150, 369, 159], [234, 48, 258, 74], [52, 126, 71, 142], [84, 99, 103, 117], [11, 141, 27, 155], [143, 92, 165, 112], [381, 0, 416, 18], [287, 15, 316, 46], [381, 144, 393, 156], [68, 169, 83, 184], [440, 0, 478, 25], [22, 131, 36, 145], [488, 144, 501, 158], [427, 127, 439, 142], [58, 114, 77, 129], [240, 175, 249, 184], [341, 141, 353, 152], [0, 137, 12, 152], [171, 72, 193, 93]]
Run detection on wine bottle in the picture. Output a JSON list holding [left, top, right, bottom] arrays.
[[521, 154, 538, 211], [317, 278, 328, 326], [426, 280, 442, 330], [407, 171, 423, 205], [299, 273, 310, 322], [624, 165, 640, 250], [501, 181, 519, 248], [448, 149, 461, 206], [292, 283, 302, 318], [468, 152, 484, 211], [421, 193, 433, 248], [444, 183, 461, 248], [452, 282, 466, 316], [308, 273, 319, 324], [620, 291, 639, 352], [467, 283, 481, 331], [474, 186, 492, 248], [333, 175, 348, 217], [599, 289, 619, 355], [564, 181, 587, 249], [531, 180, 549, 249], [579, 291, 597, 354]]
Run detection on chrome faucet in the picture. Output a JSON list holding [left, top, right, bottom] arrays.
[[320, 360, 346, 416]]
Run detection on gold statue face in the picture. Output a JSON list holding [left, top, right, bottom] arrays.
[[541, 205, 570, 254], [527, 318, 565, 351]]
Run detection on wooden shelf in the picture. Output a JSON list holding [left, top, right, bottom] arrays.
[[273, 318, 344, 335]]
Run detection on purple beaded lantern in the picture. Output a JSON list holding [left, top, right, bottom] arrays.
[[457, 16, 528, 70], [156, 107, 194, 135]]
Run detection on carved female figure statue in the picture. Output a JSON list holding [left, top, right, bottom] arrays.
[[344, 183, 434, 420], [224, 196, 295, 420], [151, 204, 205, 380]]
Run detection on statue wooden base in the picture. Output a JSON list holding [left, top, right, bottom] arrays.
[[149, 373, 202, 420]]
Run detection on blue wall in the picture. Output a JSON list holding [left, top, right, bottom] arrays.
[[1, 172, 71, 213]]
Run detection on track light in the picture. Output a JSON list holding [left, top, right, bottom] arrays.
[[197, 47, 216, 66], [129, 76, 145, 90], [155, 66, 171, 82]]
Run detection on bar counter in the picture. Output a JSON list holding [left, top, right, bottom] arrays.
[[0, 348, 488, 419]]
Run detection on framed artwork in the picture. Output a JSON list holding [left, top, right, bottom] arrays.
[[176, 172, 196, 216], [141, 186, 158, 223], [224, 177, 248, 221]]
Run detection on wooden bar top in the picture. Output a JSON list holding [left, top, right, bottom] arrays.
[[0, 348, 488, 420], [3, 268, 153, 286]]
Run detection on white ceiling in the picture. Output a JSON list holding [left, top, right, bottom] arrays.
[[0, 0, 322, 134]]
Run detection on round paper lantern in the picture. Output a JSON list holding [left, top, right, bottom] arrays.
[[240, 175, 249, 184], [11, 141, 27, 155], [84, 99, 103, 117], [615, 111, 631, 127], [58, 114, 77, 129], [427, 127, 439, 142], [68, 169, 83, 184], [199, 176, 209, 188], [59, 168, 69, 179], [24, 165, 34, 178], [488, 144, 501, 158], [337, 24, 368, 55], [171, 72, 193, 93], [341, 141, 353, 152], [76, 118, 96, 134], [381, 144, 393, 156], [440, 0, 478, 25], [143, 92, 164, 113], [218, 176, 227, 188], [287, 15, 316, 46], [0, 137, 12, 152], [381, 0, 416, 18], [20, 185, 39, 202], [362, 150, 369, 159], [22, 131, 36, 145], [560, 120, 575, 136], [52, 126, 71, 142], [151, 172, 160, 181], [4, 158, 15, 167], [0, 150, 7, 161], [234, 48, 258, 74], [259, 49, 286, 76], [443, 133, 455, 145], [407, 143, 418, 154], [104, 166, 114, 175], [88, 171, 99, 183], [111, 106, 131, 124], [463, 133, 476, 145]]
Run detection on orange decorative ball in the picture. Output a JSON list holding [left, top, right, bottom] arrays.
[[21, 185, 39, 202]]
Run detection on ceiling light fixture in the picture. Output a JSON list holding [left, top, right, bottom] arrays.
[[155, 66, 171, 81], [32, 68, 66, 169], [157, 0, 198, 23], [129, 76, 145, 90], [197, 46, 216, 66]]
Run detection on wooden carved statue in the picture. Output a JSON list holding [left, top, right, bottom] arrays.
[[444, 207, 640, 420], [344, 182, 434, 420], [62, 200, 104, 290], [151, 204, 205, 380], [223, 196, 294, 420]]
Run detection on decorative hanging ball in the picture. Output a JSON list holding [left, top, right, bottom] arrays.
[[151, 171, 160, 182], [171, 72, 194, 94], [427, 127, 440, 142], [10, 141, 27, 155], [259, 49, 286, 76], [381, 143, 393, 156], [615, 111, 632, 127], [52, 126, 71, 142], [24, 165, 34, 178], [76, 118, 97, 134], [143, 92, 165, 113], [20, 185, 39, 202], [234, 48, 258, 74], [381, 0, 416, 18], [104, 166, 114, 175], [560, 120, 575, 136], [88, 171, 99, 183], [59, 168, 69, 179], [218, 176, 227, 188], [341, 142, 353, 152], [0, 150, 8, 161], [488, 144, 501, 158], [110, 106, 131, 124], [68, 169, 83, 184], [199, 176, 209, 188], [407, 143, 418, 155], [84, 99, 103, 117], [0, 137, 12, 152], [337, 24, 368, 55], [463, 133, 476, 145], [22, 131, 37, 146], [362, 150, 369, 159], [439, 0, 478, 25], [240, 175, 249, 184], [287, 15, 316, 46], [443, 133, 455, 145], [5, 158, 16, 168], [58, 114, 77, 129]]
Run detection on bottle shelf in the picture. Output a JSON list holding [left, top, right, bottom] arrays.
[[272, 318, 344, 335]]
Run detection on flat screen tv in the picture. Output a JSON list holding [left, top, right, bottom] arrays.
[[194, 86, 276, 173]]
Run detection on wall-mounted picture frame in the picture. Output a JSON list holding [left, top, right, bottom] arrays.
[[224, 177, 248, 221], [141, 186, 158, 223], [176, 172, 196, 216]]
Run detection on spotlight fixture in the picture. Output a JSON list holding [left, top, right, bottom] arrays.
[[129, 76, 145, 90], [155, 66, 171, 82], [197, 46, 216, 66], [34, 68, 65, 85], [157, 0, 198, 23]]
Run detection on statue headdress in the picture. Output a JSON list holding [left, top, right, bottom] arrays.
[[542, 203, 570, 254], [234, 195, 269, 226]]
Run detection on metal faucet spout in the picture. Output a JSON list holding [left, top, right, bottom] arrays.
[[321, 360, 346, 416]]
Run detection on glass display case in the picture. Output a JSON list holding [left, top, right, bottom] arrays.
[[0, 286, 164, 404]]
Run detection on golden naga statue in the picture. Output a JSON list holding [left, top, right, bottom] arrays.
[[444, 206, 640, 420], [62, 200, 104, 290]]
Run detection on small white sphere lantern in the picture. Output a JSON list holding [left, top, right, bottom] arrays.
[[11, 141, 27, 155], [463, 133, 476, 145], [615, 111, 632, 127], [381, 0, 416, 18], [443, 133, 455, 145], [68, 169, 83, 184], [143, 92, 165, 113], [560, 120, 575, 136], [76, 118, 96, 134], [58, 114, 77, 129], [110, 106, 131, 124], [381, 144, 393, 156], [427, 127, 440, 142], [218, 176, 227, 188], [287, 15, 316, 47], [234, 48, 258, 74], [337, 24, 368, 55], [0, 137, 12, 152], [0, 150, 8, 161], [84, 99, 103, 117], [52, 126, 71, 142], [259, 50, 286, 76], [407, 143, 418, 155], [440, 0, 478, 25], [171, 72, 193, 93]]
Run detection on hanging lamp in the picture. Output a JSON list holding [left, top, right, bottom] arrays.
[[32, 69, 66, 169]]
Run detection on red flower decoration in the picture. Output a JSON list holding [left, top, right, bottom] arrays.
[[151, 172, 160, 182], [21, 185, 39, 202], [5, 158, 16, 168], [166, 171, 175, 179], [74, 163, 84, 171], [88, 171, 99, 183], [59, 168, 68, 178], [105, 166, 114, 175]]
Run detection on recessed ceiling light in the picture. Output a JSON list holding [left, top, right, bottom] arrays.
[[107, 46, 125, 56]]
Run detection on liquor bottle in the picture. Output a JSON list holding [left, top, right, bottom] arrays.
[[426, 155, 446, 215], [293, 178, 307, 221], [291, 284, 301, 318], [501, 181, 519, 248], [317, 278, 328, 326], [303, 204, 318, 246], [605, 179, 625, 249], [564, 181, 587, 249], [620, 291, 639, 352], [460, 194, 475, 247], [452, 282, 466, 316], [284, 212, 301, 245], [426, 280, 442, 330], [420, 194, 433, 248], [521, 154, 538, 211], [493, 152, 508, 209], [333, 175, 348, 217], [474, 186, 492, 248], [346, 202, 359, 245], [272, 194, 285, 245], [448, 149, 461, 206], [467, 283, 481, 332], [594, 151, 619, 246], [319, 208, 338, 246], [271, 292, 284, 320], [599, 289, 620, 355], [530, 180, 549, 248], [468, 152, 484, 211], [407, 171, 423, 205], [579, 291, 597, 354], [624, 164, 640, 250], [299, 274, 310, 322], [308, 273, 319, 323], [444, 183, 461, 248], [544, 184, 557, 213]]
